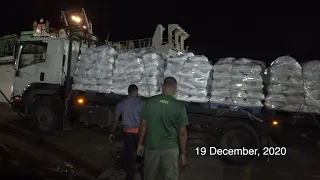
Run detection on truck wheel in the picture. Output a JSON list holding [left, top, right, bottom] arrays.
[[31, 104, 59, 134], [216, 122, 259, 165]]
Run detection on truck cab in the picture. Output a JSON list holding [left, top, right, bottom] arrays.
[[10, 35, 84, 134], [10, 9, 91, 124], [12, 37, 78, 110]]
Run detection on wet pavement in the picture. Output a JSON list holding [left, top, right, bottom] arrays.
[[1, 110, 320, 180]]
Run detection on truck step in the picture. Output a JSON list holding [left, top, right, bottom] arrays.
[[209, 103, 262, 114]]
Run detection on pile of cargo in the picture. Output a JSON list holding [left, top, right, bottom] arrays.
[[72, 44, 320, 114], [111, 51, 165, 97], [139, 52, 165, 97], [111, 51, 143, 95], [73, 45, 117, 93], [164, 53, 212, 103], [264, 56, 305, 112], [302, 60, 320, 114], [210, 57, 265, 107]]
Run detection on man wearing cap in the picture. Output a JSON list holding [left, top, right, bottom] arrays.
[[137, 77, 189, 180]]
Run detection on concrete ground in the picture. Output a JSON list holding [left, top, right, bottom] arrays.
[[1, 111, 320, 180], [0, 103, 15, 123]]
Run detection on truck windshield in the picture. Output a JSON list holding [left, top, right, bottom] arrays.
[[19, 42, 48, 69]]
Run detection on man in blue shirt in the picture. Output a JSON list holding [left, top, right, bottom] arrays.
[[109, 84, 145, 180]]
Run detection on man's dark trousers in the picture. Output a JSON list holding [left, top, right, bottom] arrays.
[[123, 132, 144, 180]]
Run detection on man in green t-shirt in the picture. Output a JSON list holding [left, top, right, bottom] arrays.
[[137, 77, 189, 180]]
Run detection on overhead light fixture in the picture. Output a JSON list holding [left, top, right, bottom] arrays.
[[71, 15, 82, 23]]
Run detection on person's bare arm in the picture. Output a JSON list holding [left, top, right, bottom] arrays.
[[179, 127, 188, 154], [138, 101, 148, 146], [177, 107, 189, 155], [110, 102, 123, 134], [110, 113, 120, 134], [138, 120, 147, 146]]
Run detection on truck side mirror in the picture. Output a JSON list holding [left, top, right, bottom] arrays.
[[15, 70, 20, 77]]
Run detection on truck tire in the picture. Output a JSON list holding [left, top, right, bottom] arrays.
[[216, 122, 259, 165], [30, 104, 60, 134]]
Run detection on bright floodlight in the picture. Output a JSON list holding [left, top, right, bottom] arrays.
[[71, 15, 82, 23]]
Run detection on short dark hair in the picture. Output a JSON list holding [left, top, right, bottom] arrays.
[[128, 84, 138, 94], [163, 77, 177, 87]]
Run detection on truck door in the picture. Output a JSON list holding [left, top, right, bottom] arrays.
[[13, 41, 49, 96]]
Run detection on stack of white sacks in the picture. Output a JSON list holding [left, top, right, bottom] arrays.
[[210, 57, 265, 107], [111, 51, 143, 95], [111, 50, 165, 97], [264, 56, 305, 112], [164, 53, 212, 103], [139, 52, 165, 97], [72, 44, 320, 115], [302, 60, 320, 114], [73, 45, 117, 93]]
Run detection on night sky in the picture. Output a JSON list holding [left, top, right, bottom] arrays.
[[2, 1, 320, 64]]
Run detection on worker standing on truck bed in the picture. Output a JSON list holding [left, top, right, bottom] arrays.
[[109, 84, 145, 180], [137, 77, 189, 180]]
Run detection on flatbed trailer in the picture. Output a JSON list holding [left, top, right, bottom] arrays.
[[69, 90, 263, 164], [9, 83, 320, 165], [69, 89, 320, 164]]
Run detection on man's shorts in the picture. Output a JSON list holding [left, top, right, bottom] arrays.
[[144, 148, 179, 180]]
